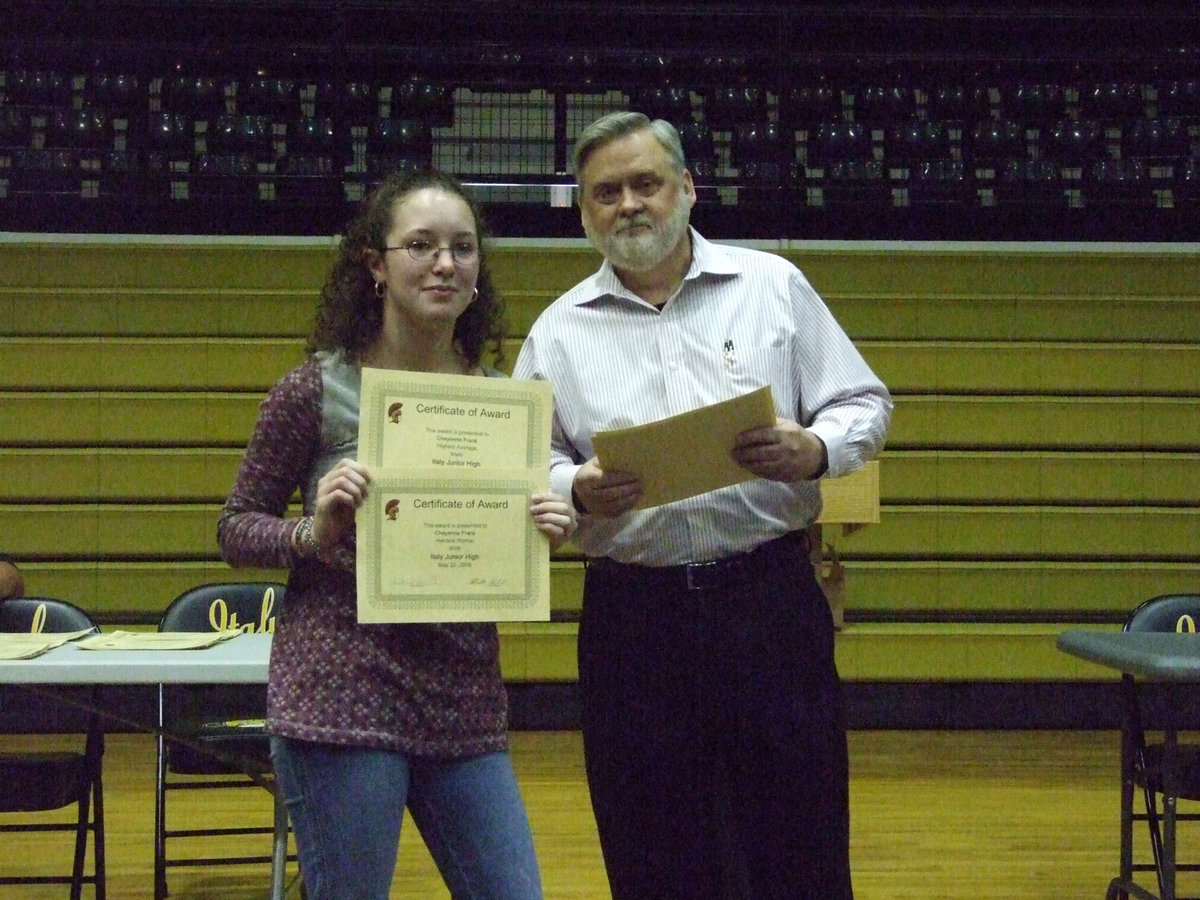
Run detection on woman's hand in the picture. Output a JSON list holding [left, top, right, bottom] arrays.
[[530, 491, 577, 551], [312, 458, 373, 553]]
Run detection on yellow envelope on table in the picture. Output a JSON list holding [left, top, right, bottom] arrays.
[[591, 386, 776, 510]]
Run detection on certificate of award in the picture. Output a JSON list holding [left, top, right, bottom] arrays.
[[355, 368, 553, 623], [356, 470, 550, 623], [359, 367, 551, 471], [591, 385, 776, 510]]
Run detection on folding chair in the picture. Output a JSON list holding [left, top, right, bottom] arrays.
[[154, 581, 295, 900], [0, 597, 106, 900], [1122, 593, 1200, 900]]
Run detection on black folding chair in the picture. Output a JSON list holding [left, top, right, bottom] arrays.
[[1121, 593, 1200, 900], [154, 581, 296, 900], [0, 597, 106, 900]]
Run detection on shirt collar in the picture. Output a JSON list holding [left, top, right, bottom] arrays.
[[574, 227, 742, 307]]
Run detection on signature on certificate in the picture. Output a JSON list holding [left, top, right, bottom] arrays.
[[388, 575, 433, 589]]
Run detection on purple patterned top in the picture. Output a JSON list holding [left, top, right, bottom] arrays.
[[217, 352, 507, 758]]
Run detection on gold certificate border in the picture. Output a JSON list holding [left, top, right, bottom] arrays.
[[356, 469, 550, 624], [359, 368, 551, 470]]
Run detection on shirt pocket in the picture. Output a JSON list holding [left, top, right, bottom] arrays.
[[724, 343, 791, 407]]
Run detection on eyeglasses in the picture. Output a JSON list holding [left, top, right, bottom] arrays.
[[384, 240, 479, 265]]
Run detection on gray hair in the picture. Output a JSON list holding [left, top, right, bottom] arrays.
[[572, 111, 688, 179]]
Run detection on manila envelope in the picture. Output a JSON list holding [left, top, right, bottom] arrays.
[[591, 386, 775, 510]]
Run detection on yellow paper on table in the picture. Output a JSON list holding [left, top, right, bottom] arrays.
[[355, 367, 553, 623], [0, 632, 89, 659], [75, 631, 241, 651], [591, 386, 776, 510]]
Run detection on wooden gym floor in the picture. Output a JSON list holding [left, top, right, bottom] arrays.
[[0, 729, 1189, 899]]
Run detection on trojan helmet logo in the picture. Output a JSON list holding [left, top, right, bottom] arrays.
[[387, 402, 404, 423], [385, 498, 401, 520]]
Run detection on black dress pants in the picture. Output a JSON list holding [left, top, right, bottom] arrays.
[[578, 534, 853, 900]]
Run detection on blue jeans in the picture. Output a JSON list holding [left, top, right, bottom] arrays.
[[271, 736, 543, 900]]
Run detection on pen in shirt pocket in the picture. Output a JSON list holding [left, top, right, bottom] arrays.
[[722, 339, 736, 370]]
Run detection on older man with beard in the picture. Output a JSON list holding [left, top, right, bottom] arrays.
[[513, 111, 892, 900]]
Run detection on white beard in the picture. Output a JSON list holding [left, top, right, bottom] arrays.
[[586, 193, 691, 273]]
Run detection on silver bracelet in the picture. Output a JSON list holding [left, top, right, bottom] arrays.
[[292, 516, 330, 563]]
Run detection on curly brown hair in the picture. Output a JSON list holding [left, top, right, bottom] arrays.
[[308, 170, 506, 368]]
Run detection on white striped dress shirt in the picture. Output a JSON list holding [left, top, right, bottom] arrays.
[[513, 228, 892, 566]]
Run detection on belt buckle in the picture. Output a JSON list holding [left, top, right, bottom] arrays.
[[685, 560, 720, 590]]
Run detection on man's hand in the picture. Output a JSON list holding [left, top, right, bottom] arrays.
[[572, 458, 643, 518], [731, 418, 827, 482]]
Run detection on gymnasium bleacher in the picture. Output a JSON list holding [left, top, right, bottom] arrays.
[[1, 1, 1199, 239], [2, 1, 1199, 728]]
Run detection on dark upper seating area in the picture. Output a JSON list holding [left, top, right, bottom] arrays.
[[1, 1, 1198, 239]]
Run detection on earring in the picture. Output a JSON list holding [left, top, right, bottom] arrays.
[[472, 287, 479, 301], [374, 281, 386, 299]]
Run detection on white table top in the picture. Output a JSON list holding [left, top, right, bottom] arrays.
[[0, 632, 271, 684], [1057, 629, 1200, 682]]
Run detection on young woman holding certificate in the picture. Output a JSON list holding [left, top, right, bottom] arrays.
[[217, 170, 576, 900]]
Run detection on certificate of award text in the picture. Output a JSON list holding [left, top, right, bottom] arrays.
[[356, 368, 553, 623]]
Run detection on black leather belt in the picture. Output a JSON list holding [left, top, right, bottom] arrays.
[[588, 530, 810, 592]]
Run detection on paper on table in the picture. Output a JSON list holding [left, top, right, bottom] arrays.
[[75, 631, 242, 651], [0, 630, 93, 659], [0, 639, 59, 660], [591, 386, 776, 510]]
